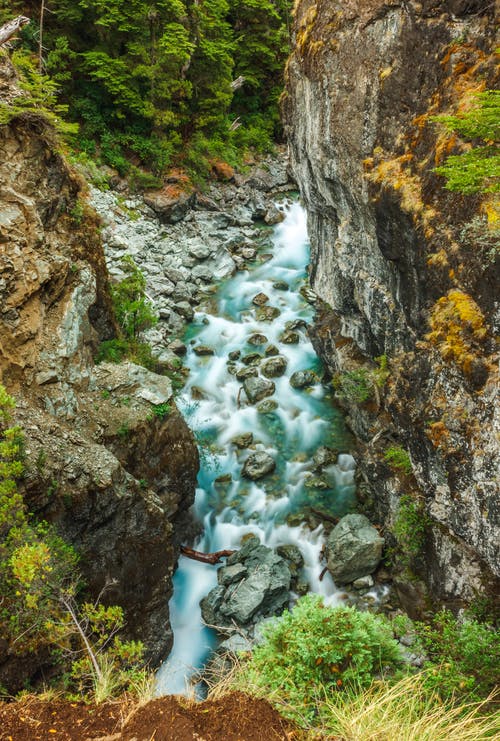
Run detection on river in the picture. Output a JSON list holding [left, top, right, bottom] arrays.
[[156, 199, 356, 695]]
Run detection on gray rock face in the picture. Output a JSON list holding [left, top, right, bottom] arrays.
[[284, 0, 500, 602], [200, 537, 291, 633], [327, 514, 384, 585], [242, 451, 276, 480], [243, 376, 275, 403]]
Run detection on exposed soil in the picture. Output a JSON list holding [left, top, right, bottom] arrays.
[[0, 691, 295, 740]]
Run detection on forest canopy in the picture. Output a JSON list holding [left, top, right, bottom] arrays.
[[1, 0, 291, 176]]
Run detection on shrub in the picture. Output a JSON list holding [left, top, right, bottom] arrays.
[[333, 369, 373, 404], [383, 445, 412, 475], [416, 610, 500, 701], [233, 594, 402, 724], [392, 495, 428, 568]]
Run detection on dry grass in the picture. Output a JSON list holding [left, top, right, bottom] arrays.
[[315, 673, 499, 740]]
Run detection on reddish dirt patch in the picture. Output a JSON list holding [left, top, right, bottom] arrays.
[[0, 691, 295, 740]]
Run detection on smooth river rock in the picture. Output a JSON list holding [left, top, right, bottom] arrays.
[[261, 355, 288, 378]]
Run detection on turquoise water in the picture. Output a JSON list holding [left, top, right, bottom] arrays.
[[156, 201, 356, 695]]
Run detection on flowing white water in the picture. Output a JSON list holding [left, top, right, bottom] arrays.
[[156, 201, 356, 695]]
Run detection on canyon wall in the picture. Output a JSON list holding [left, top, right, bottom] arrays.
[[0, 53, 198, 687], [284, 0, 499, 608]]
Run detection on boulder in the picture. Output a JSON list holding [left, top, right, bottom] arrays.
[[264, 204, 285, 225], [327, 514, 384, 585], [261, 355, 288, 378], [290, 370, 317, 389], [247, 333, 268, 346], [242, 451, 276, 480], [200, 537, 291, 632], [243, 376, 275, 403], [193, 344, 215, 356], [231, 432, 254, 449], [280, 330, 300, 345], [257, 399, 278, 414], [252, 292, 269, 306], [313, 446, 339, 469], [144, 187, 195, 224], [255, 305, 281, 321], [236, 366, 258, 381]]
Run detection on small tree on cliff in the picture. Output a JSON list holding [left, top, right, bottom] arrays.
[[433, 90, 500, 194]]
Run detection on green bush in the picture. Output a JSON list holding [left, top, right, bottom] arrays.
[[384, 445, 412, 475], [234, 594, 402, 724], [333, 369, 373, 404], [416, 609, 500, 701], [391, 495, 428, 568]]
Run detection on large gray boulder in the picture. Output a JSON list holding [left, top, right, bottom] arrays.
[[327, 514, 384, 585], [200, 537, 291, 633]]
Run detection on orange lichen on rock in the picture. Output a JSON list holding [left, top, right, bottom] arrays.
[[426, 420, 450, 450], [426, 290, 488, 375]]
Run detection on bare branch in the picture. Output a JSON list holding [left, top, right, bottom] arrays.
[[180, 545, 236, 565], [0, 16, 30, 46]]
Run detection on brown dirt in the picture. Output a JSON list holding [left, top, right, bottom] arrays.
[[0, 691, 295, 740]]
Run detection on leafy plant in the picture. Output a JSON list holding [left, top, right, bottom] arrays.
[[96, 258, 158, 371], [416, 610, 500, 701], [152, 402, 172, 420], [232, 594, 402, 724], [333, 369, 373, 404], [392, 494, 428, 568], [384, 445, 412, 475]]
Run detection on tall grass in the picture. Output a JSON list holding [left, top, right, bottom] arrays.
[[318, 672, 499, 740]]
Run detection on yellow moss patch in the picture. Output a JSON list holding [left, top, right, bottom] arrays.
[[367, 154, 424, 215], [426, 290, 488, 375]]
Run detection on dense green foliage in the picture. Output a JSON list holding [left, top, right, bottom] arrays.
[[234, 595, 402, 724], [1, 0, 291, 175], [416, 609, 500, 702], [434, 90, 500, 194]]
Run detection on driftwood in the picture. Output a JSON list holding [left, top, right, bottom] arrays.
[[0, 16, 30, 46], [180, 545, 236, 565]]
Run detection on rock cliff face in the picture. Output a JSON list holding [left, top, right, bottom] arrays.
[[284, 0, 499, 606], [0, 54, 198, 686]]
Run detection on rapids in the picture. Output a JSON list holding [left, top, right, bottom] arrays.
[[156, 201, 356, 695]]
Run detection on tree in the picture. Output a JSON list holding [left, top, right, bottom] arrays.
[[434, 90, 500, 194]]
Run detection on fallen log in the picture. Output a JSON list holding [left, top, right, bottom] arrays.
[[0, 16, 30, 46], [180, 545, 236, 565]]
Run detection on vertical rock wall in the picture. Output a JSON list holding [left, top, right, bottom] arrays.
[[0, 54, 198, 687], [284, 0, 499, 606]]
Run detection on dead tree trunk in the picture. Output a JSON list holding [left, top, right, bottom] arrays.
[[0, 16, 30, 46]]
